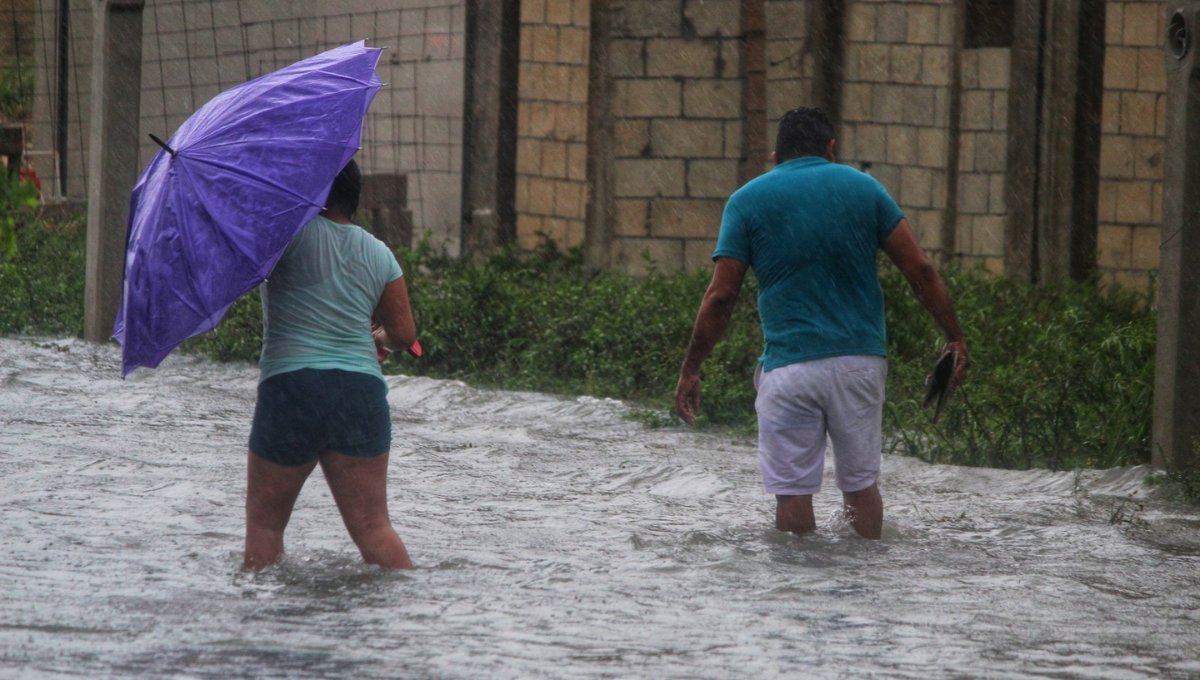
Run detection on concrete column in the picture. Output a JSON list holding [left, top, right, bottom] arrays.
[[583, 0, 612, 274], [461, 0, 520, 259], [1004, 0, 1041, 281], [84, 0, 144, 342], [1154, 2, 1200, 472]]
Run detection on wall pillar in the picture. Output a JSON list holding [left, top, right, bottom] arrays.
[[1154, 2, 1200, 472], [84, 0, 143, 342]]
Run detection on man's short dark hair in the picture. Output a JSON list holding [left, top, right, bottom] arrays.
[[326, 158, 362, 216], [774, 107, 835, 162]]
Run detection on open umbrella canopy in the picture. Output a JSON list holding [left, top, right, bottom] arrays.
[[114, 41, 383, 376]]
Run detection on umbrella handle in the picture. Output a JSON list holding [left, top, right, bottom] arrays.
[[148, 133, 178, 158]]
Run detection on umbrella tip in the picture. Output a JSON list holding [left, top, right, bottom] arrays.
[[148, 133, 178, 158]]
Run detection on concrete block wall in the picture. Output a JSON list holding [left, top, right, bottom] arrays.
[[514, 0, 592, 250], [765, 0, 817, 147], [607, 0, 746, 275], [836, 0, 956, 252], [955, 47, 1009, 273], [1096, 0, 1166, 291]]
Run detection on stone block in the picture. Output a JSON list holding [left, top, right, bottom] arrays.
[[842, 83, 874, 122], [1097, 224, 1132, 267], [553, 102, 588, 140], [721, 38, 742, 77], [958, 172, 990, 214], [876, 4, 908, 43], [529, 25, 559, 62], [1115, 180, 1153, 224], [515, 176, 531, 212], [575, 0, 591, 27], [767, 78, 806, 121], [517, 138, 542, 175], [976, 48, 1010, 89], [991, 92, 1009, 131], [558, 26, 590, 65], [1157, 93, 1168, 136], [614, 158, 687, 197], [650, 198, 725, 237], [541, 63, 572, 101], [1134, 137, 1163, 180], [988, 173, 1006, 214], [907, 5, 939, 44], [958, 131, 976, 170], [566, 219, 586, 248], [517, 214, 545, 249], [921, 46, 951, 86], [526, 101, 555, 138], [938, 5, 955, 44], [614, 78, 683, 117], [838, 125, 859, 159], [1137, 47, 1166, 93], [1105, 2, 1124, 44], [1120, 92, 1157, 135], [539, 217, 570, 245], [886, 125, 917, 164], [614, 119, 651, 157], [546, 0, 575, 25], [614, 198, 650, 236], [614, 237, 685, 275], [1112, 269, 1150, 292], [1131, 225, 1161, 270], [870, 163, 902, 197], [902, 86, 939, 126], [1153, 181, 1163, 223], [891, 45, 923, 84], [554, 180, 586, 219], [901, 166, 934, 207], [724, 120, 744, 158], [521, 63, 543, 100], [961, 90, 993, 130], [1122, 2, 1162, 47], [847, 3, 876, 41], [872, 85, 907, 124], [917, 127, 946, 167], [687, 159, 740, 197], [684, 0, 741, 37], [568, 142, 588, 181], [955, 215, 975, 254], [542, 140, 569, 178], [684, 239, 719, 271], [974, 132, 1007, 173], [522, 0, 546, 24], [615, 0, 682, 38], [910, 209, 943, 250], [1105, 46, 1138, 91], [647, 38, 719, 77], [1098, 180, 1119, 222], [683, 79, 742, 119], [1099, 134, 1134, 179], [974, 215, 1004, 255], [960, 49, 979, 88], [767, 0, 810, 39], [568, 66, 590, 103], [610, 39, 646, 77], [859, 43, 891, 82], [855, 124, 888, 162], [1101, 91, 1121, 134], [651, 119, 725, 157], [528, 177, 557, 215]]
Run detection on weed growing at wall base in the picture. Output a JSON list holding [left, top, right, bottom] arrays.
[[0, 222, 1160, 478]]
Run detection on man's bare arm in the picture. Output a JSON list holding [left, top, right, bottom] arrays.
[[675, 257, 749, 424], [882, 219, 970, 386]]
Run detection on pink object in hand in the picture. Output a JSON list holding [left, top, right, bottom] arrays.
[[407, 340, 423, 358]]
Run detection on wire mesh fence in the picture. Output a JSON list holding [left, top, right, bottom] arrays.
[[10, 0, 465, 247]]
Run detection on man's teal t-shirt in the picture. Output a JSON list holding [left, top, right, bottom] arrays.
[[713, 156, 904, 371], [258, 215, 402, 383]]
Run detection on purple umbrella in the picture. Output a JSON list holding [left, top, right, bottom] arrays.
[[114, 41, 383, 376]]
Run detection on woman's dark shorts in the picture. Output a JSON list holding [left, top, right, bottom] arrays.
[[249, 368, 391, 466]]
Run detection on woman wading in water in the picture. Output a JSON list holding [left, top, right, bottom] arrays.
[[243, 159, 417, 570]]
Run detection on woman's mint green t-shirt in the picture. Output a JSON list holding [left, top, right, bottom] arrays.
[[258, 216, 402, 383], [713, 157, 904, 371]]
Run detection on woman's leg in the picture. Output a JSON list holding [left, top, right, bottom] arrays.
[[319, 450, 413, 569], [244, 452, 318, 570]]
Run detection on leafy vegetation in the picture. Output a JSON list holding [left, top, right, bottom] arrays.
[[0, 210, 1164, 477], [0, 57, 33, 121]]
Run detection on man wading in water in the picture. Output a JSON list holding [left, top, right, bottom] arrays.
[[675, 107, 969, 539]]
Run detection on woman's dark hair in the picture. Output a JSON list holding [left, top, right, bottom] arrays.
[[325, 158, 362, 216], [774, 107, 835, 162]]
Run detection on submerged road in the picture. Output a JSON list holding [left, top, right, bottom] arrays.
[[1, 337, 1199, 679]]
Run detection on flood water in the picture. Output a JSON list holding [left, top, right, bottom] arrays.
[[2, 337, 1199, 679]]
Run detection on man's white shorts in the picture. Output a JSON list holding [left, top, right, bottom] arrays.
[[754, 355, 887, 496]]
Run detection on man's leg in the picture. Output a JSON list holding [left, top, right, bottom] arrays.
[[776, 494, 817, 533], [244, 452, 318, 570], [842, 483, 883, 539], [319, 450, 413, 569]]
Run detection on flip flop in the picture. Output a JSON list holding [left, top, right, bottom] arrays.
[[922, 350, 958, 424]]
